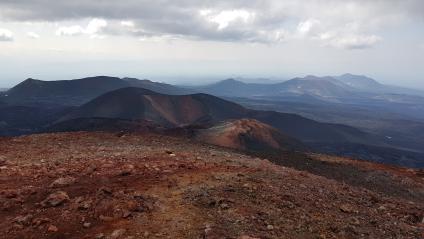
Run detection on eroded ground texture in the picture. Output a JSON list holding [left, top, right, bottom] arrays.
[[0, 132, 423, 239]]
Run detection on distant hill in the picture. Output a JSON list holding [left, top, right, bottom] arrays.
[[197, 74, 424, 99], [58, 87, 380, 146], [195, 78, 273, 97], [123, 78, 193, 95], [195, 119, 307, 153], [2, 76, 192, 106], [59, 87, 247, 127], [335, 73, 382, 90], [197, 75, 358, 99], [274, 75, 354, 98]]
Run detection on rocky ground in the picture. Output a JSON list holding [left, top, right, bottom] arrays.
[[0, 132, 423, 239]]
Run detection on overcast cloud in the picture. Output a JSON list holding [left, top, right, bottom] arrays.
[[0, 0, 422, 46], [0, 0, 423, 88]]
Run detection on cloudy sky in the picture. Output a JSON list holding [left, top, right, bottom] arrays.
[[0, 0, 423, 88]]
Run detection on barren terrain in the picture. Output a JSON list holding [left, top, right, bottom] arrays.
[[0, 132, 423, 238]]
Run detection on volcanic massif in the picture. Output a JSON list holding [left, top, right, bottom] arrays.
[[0, 76, 423, 238]]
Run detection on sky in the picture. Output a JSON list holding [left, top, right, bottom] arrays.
[[0, 0, 423, 88]]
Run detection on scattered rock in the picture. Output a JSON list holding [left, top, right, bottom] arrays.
[[49, 176, 76, 188], [239, 236, 260, 239], [99, 215, 114, 222], [351, 217, 361, 225], [99, 187, 113, 195], [83, 222, 91, 228], [340, 204, 357, 213], [32, 217, 51, 227], [41, 191, 70, 207], [220, 203, 230, 210], [75, 197, 92, 210], [13, 214, 33, 226], [119, 164, 135, 176], [122, 210, 132, 218], [109, 229, 126, 239], [203, 224, 213, 237], [267, 225, 274, 230], [3, 190, 18, 199], [96, 233, 106, 239], [47, 225, 58, 233], [282, 200, 295, 209], [0, 156, 7, 166]]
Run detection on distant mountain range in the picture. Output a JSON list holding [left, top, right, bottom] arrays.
[[195, 73, 424, 100]]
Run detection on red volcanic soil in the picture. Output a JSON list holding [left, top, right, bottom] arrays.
[[0, 132, 423, 239]]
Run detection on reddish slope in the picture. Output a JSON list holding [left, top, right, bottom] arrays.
[[195, 119, 306, 152], [60, 87, 248, 127]]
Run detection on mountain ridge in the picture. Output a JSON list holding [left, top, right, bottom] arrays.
[[2, 76, 192, 106]]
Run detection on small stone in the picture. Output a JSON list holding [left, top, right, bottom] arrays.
[[32, 217, 51, 226], [77, 199, 92, 210], [340, 204, 357, 213], [122, 210, 132, 218], [204, 224, 213, 236], [47, 225, 58, 232], [42, 191, 70, 207], [99, 187, 113, 195], [267, 225, 274, 230], [49, 176, 76, 188], [119, 165, 135, 176], [14, 214, 33, 226], [96, 233, 106, 239], [83, 222, 91, 228], [109, 229, 126, 239], [351, 217, 361, 225], [239, 236, 260, 239], [99, 215, 114, 222]]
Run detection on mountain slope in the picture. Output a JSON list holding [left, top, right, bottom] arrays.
[[274, 75, 355, 98], [198, 75, 358, 99], [336, 73, 424, 96], [123, 78, 193, 95], [195, 119, 307, 152], [59, 87, 380, 146], [3, 76, 191, 106], [5, 77, 128, 106], [335, 73, 382, 91], [60, 87, 248, 127], [198, 74, 424, 99], [196, 78, 273, 97]]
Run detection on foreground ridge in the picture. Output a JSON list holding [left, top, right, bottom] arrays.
[[0, 132, 423, 239]]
